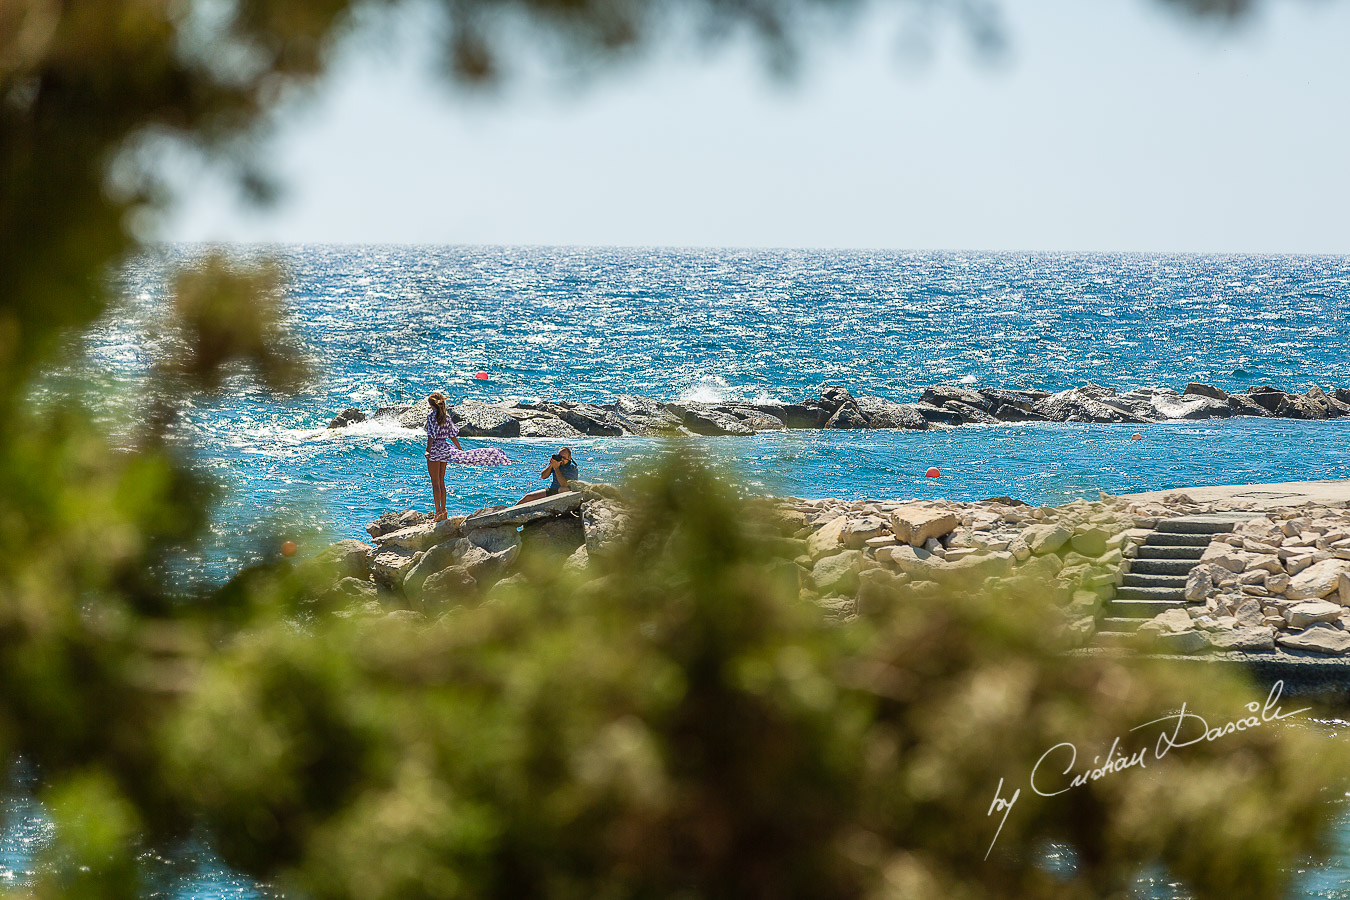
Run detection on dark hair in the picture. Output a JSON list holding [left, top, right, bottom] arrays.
[[428, 392, 447, 427], [559, 447, 572, 459]]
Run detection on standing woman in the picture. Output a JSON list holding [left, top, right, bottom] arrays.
[[425, 392, 460, 522], [424, 391, 512, 522]]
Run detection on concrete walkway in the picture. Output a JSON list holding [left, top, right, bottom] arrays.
[[1121, 479, 1350, 509]]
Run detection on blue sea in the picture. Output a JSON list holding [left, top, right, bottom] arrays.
[[12, 245, 1350, 896], [71, 246, 1350, 581]]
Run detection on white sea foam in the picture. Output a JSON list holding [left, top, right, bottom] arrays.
[[679, 376, 730, 404]]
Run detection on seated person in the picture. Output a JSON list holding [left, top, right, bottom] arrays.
[[517, 447, 577, 504]]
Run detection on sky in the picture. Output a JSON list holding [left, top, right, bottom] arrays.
[[163, 0, 1350, 252]]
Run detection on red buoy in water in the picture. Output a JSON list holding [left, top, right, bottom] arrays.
[[925, 467, 940, 479], [1131, 433, 1142, 442], [474, 371, 490, 380], [281, 540, 297, 557]]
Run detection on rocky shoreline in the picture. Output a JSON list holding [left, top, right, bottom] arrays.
[[308, 476, 1350, 697], [325, 382, 1350, 438]]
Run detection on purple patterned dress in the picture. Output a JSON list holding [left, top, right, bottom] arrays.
[[426, 412, 510, 466]]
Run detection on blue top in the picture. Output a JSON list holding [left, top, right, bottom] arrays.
[[551, 460, 578, 490]]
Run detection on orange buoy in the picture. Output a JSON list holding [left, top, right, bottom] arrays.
[[1131, 433, 1142, 442], [925, 467, 940, 479], [474, 371, 490, 380], [281, 540, 297, 557]]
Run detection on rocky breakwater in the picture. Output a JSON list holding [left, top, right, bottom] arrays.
[[326, 382, 1350, 437], [308, 481, 631, 619], [782, 495, 1136, 644], [1124, 494, 1350, 658], [309, 483, 1137, 640]]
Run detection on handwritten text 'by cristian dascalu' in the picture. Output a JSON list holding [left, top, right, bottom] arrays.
[[985, 681, 1309, 859]]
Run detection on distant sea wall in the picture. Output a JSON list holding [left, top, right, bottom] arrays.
[[325, 382, 1350, 438]]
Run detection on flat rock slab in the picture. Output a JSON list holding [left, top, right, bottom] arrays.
[[1276, 623, 1350, 656], [374, 517, 464, 552], [1122, 480, 1350, 510], [464, 491, 581, 530]]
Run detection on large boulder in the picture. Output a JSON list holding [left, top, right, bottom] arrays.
[[403, 541, 464, 597], [854, 397, 929, 430], [739, 402, 827, 429], [582, 497, 630, 558], [463, 491, 581, 530], [367, 510, 433, 539], [812, 550, 866, 595], [1277, 624, 1350, 656], [910, 403, 967, 426], [1284, 599, 1344, 629], [1023, 524, 1072, 555], [1184, 382, 1229, 401], [372, 548, 418, 590], [406, 538, 517, 597], [889, 506, 959, 547], [989, 403, 1050, 423], [511, 411, 585, 438], [724, 409, 787, 431], [327, 407, 367, 428], [807, 516, 850, 558], [1150, 394, 1232, 420], [609, 397, 686, 435], [462, 524, 523, 556], [1306, 387, 1350, 418], [519, 514, 585, 558], [1069, 526, 1109, 557], [523, 402, 626, 436], [1184, 566, 1212, 602], [1285, 559, 1350, 600], [1034, 388, 1146, 424], [450, 402, 522, 438], [374, 517, 464, 553], [942, 402, 999, 424], [1094, 392, 1156, 419], [876, 544, 944, 577], [1226, 394, 1276, 417], [312, 540, 375, 580], [420, 566, 476, 603], [841, 516, 889, 549], [1245, 386, 1287, 413], [823, 402, 870, 429], [396, 406, 432, 429], [920, 385, 993, 411], [683, 407, 755, 436]]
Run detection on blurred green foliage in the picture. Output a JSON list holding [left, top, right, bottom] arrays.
[[1, 0, 1344, 898]]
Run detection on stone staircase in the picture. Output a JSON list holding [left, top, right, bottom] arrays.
[[1093, 515, 1253, 648]]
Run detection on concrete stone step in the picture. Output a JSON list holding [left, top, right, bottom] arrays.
[[1122, 573, 1188, 589], [1092, 631, 1139, 649], [1099, 616, 1144, 632], [1144, 532, 1214, 547], [1155, 516, 1241, 535], [1135, 545, 1207, 561], [1129, 558, 1199, 576], [1114, 586, 1187, 603], [1108, 599, 1187, 619]]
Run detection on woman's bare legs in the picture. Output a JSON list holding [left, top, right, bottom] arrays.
[[428, 459, 448, 520], [516, 488, 549, 505]]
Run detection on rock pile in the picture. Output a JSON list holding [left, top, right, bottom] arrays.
[[780, 495, 1134, 642], [312, 483, 627, 620], [311, 484, 1138, 641], [1127, 497, 1350, 656], [308, 478, 1350, 663], [326, 382, 1350, 437]]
